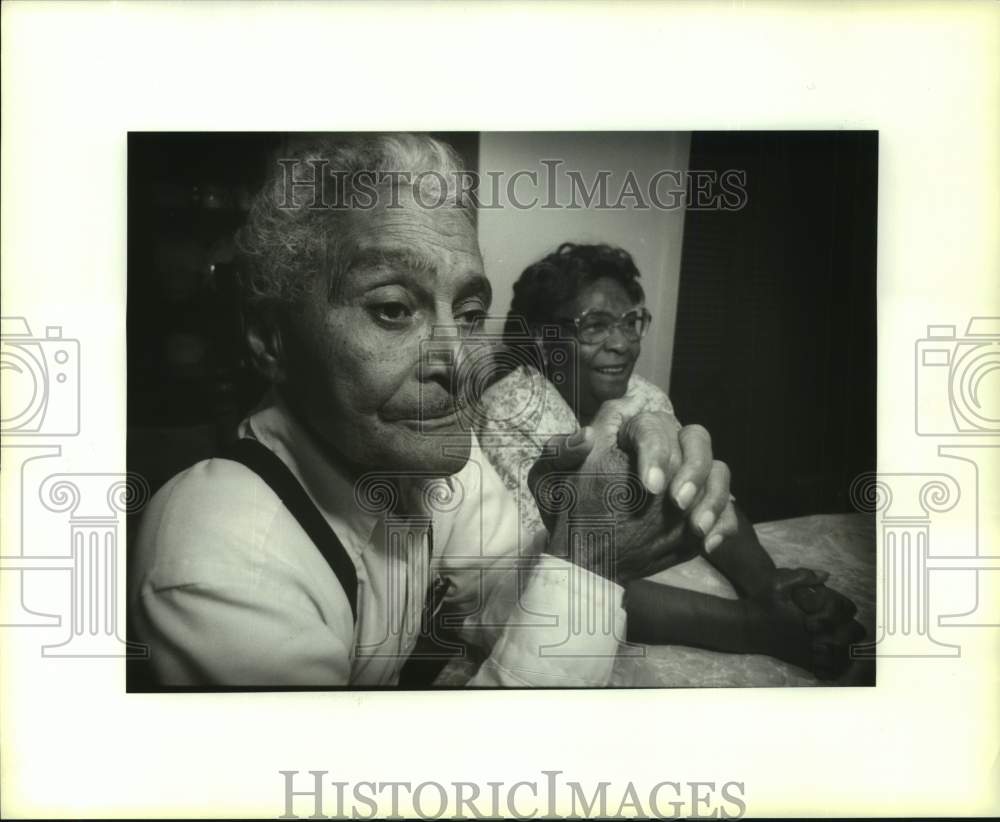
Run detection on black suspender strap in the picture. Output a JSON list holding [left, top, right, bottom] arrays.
[[220, 438, 359, 623]]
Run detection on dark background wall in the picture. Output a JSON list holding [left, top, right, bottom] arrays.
[[670, 131, 877, 522]]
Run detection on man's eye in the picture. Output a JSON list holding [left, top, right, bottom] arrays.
[[371, 302, 413, 325], [456, 307, 488, 333]]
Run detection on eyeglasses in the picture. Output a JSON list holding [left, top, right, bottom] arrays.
[[558, 307, 652, 345]]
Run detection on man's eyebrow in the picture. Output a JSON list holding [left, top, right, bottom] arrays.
[[455, 274, 492, 306], [335, 247, 491, 305], [343, 248, 438, 280]]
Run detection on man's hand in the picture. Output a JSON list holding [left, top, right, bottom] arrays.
[[528, 400, 738, 549], [532, 442, 682, 584], [529, 439, 730, 585]]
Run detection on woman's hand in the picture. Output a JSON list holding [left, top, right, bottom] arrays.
[[746, 568, 867, 679]]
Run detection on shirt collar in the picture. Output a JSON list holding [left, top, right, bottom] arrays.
[[237, 391, 465, 547], [238, 390, 382, 545]]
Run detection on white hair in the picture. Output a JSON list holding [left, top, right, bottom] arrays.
[[234, 133, 474, 308]]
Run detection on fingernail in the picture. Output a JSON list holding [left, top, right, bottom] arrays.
[[705, 533, 724, 552], [674, 481, 696, 510], [645, 466, 666, 494], [696, 511, 715, 535]]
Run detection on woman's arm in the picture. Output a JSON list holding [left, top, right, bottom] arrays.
[[623, 577, 857, 679], [704, 503, 777, 597], [623, 504, 865, 679], [706, 503, 862, 635], [626, 579, 768, 654]]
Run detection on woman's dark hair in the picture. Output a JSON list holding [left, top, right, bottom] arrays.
[[504, 242, 645, 338], [480, 243, 645, 390]]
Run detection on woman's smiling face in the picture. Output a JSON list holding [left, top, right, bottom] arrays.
[[548, 276, 643, 421]]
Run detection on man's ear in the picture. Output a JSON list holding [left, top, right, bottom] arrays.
[[244, 306, 287, 383]]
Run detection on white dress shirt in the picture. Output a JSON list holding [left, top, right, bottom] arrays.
[[129, 393, 626, 686]]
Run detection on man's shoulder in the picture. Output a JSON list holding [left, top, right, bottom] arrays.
[[132, 457, 304, 590], [145, 455, 282, 526]]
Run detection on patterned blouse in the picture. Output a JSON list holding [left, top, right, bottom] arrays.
[[476, 366, 676, 539]]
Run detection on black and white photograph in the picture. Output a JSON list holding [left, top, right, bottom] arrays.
[[125, 130, 877, 690], [3, 2, 997, 819]]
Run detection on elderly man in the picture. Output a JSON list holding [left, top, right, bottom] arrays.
[[128, 134, 781, 687]]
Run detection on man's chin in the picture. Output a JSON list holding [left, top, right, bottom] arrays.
[[389, 427, 473, 477]]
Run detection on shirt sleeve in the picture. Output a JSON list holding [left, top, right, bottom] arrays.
[[130, 461, 356, 687], [436, 446, 627, 687], [627, 374, 677, 418], [135, 581, 352, 686], [477, 367, 580, 545]]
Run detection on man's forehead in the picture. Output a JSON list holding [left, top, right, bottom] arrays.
[[344, 246, 444, 278], [335, 232, 489, 300], [345, 193, 480, 249]]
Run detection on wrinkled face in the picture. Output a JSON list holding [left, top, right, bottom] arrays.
[[278, 190, 489, 477], [547, 277, 643, 421]]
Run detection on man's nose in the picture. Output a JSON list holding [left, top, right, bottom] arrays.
[[423, 305, 483, 383], [420, 326, 462, 382]]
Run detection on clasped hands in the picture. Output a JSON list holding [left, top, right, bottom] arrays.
[[528, 397, 863, 677]]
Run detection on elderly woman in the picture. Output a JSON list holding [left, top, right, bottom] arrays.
[[476, 242, 864, 679]]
